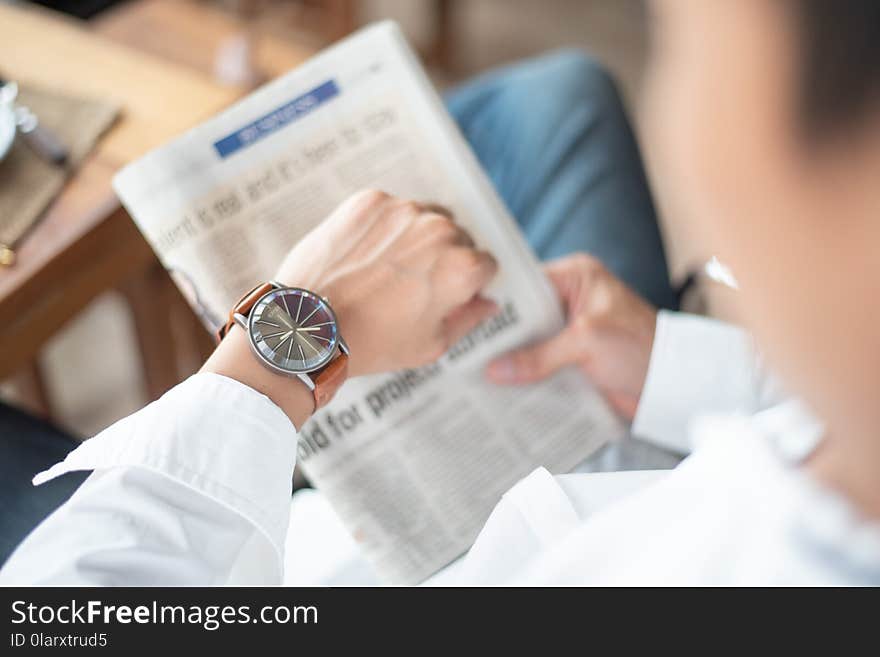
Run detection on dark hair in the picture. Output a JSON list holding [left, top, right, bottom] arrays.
[[794, 0, 880, 133]]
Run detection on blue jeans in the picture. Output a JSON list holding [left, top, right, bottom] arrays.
[[446, 50, 678, 310], [448, 51, 682, 472]]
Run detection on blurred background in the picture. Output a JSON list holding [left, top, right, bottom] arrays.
[[0, 0, 703, 438]]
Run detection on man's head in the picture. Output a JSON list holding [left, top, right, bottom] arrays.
[[644, 0, 880, 450]]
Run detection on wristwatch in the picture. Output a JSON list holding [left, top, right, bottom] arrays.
[[216, 281, 350, 409]]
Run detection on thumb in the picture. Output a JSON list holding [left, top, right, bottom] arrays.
[[486, 328, 579, 384]]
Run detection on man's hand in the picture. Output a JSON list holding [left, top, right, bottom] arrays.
[[486, 254, 657, 419], [205, 190, 498, 426], [275, 189, 499, 378]]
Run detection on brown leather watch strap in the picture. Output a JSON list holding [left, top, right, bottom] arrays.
[[310, 352, 349, 409], [215, 282, 274, 343], [216, 281, 349, 410]]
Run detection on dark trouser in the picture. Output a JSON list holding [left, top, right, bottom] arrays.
[[446, 50, 678, 310], [0, 404, 87, 565]]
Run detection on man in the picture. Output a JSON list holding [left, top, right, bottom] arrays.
[[3, 0, 879, 584]]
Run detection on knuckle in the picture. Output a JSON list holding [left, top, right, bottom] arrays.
[[457, 248, 485, 272], [428, 212, 457, 231], [425, 214, 459, 242], [356, 188, 388, 205], [573, 252, 600, 271], [423, 203, 454, 219], [483, 252, 499, 275], [424, 210, 453, 226], [443, 251, 489, 290], [370, 188, 390, 202], [397, 199, 421, 216]]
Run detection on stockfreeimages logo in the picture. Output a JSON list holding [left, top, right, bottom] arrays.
[[11, 599, 317, 636]]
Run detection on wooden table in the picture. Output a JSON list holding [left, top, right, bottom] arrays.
[[0, 2, 310, 414]]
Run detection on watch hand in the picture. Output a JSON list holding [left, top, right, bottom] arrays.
[[274, 331, 294, 348], [296, 326, 323, 332], [300, 305, 320, 325]]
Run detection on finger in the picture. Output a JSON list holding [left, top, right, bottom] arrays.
[[438, 248, 499, 305], [344, 188, 391, 215], [447, 223, 476, 248], [460, 249, 498, 297], [485, 328, 579, 384], [543, 254, 603, 313], [421, 212, 475, 247], [393, 197, 423, 212], [421, 203, 475, 247], [421, 202, 454, 219], [544, 253, 602, 280], [443, 296, 500, 346]]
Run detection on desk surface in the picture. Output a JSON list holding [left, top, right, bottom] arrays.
[[0, 4, 241, 317], [0, 1, 314, 385], [0, 3, 242, 314], [0, 3, 239, 164]]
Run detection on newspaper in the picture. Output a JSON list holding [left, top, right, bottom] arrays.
[[114, 22, 624, 584]]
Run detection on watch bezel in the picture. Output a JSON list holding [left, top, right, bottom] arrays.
[[245, 286, 340, 376]]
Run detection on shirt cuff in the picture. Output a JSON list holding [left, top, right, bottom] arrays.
[[33, 372, 298, 558], [631, 311, 759, 454]]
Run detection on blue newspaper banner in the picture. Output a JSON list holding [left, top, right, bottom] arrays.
[[213, 80, 340, 158]]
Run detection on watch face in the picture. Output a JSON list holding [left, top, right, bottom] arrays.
[[248, 288, 339, 374]]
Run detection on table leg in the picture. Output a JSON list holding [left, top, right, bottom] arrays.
[[170, 283, 217, 376], [120, 261, 218, 401], [427, 0, 454, 70], [8, 358, 53, 419], [321, 0, 356, 41], [120, 262, 182, 401]]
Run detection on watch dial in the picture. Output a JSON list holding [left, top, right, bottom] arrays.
[[249, 288, 338, 373]]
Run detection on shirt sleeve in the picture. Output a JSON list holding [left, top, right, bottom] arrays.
[[457, 467, 671, 585], [0, 372, 298, 585], [631, 311, 784, 454]]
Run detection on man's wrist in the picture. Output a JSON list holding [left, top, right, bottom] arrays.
[[202, 324, 315, 429]]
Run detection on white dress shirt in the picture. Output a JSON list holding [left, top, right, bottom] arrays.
[[2, 311, 878, 585]]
